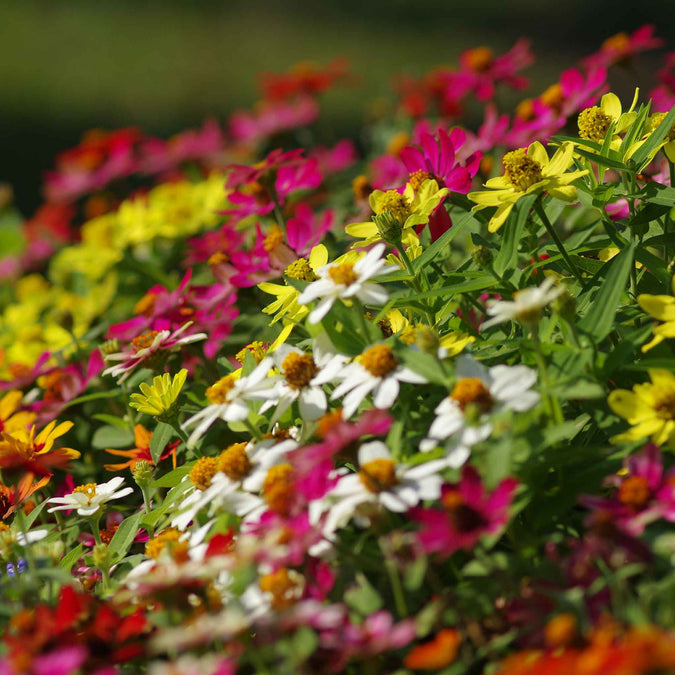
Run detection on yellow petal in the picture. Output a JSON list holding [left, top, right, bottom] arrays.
[[638, 294, 675, 321], [309, 244, 328, 269], [345, 222, 378, 239], [488, 203, 514, 233], [543, 142, 574, 176], [607, 389, 652, 423], [601, 92, 622, 120], [528, 141, 549, 168]]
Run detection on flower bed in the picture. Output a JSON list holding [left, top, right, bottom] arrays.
[[3, 25, 675, 674]]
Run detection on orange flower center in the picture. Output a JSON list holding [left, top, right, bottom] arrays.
[[217, 442, 252, 482], [316, 408, 343, 438], [450, 377, 494, 413], [206, 374, 238, 404], [618, 475, 651, 511], [281, 352, 318, 390], [403, 629, 462, 671], [408, 169, 437, 192], [465, 46, 494, 72], [602, 32, 631, 55], [258, 567, 303, 610], [263, 225, 284, 252], [540, 83, 564, 113], [515, 98, 536, 122], [41, 370, 65, 402], [263, 464, 295, 515], [386, 131, 411, 157], [131, 331, 160, 353], [134, 292, 157, 317], [544, 613, 578, 648], [145, 528, 187, 562], [73, 483, 97, 497], [359, 344, 398, 378], [328, 262, 358, 286], [442, 489, 489, 532], [360, 458, 398, 492], [189, 457, 219, 490]]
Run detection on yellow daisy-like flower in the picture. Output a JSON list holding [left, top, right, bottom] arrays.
[[577, 92, 637, 144], [345, 179, 449, 247], [387, 309, 474, 357], [259, 245, 328, 324], [638, 278, 675, 352], [468, 141, 587, 233], [608, 369, 675, 447], [129, 369, 188, 418]]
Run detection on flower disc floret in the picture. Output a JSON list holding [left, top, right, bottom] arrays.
[[131, 331, 160, 353], [189, 457, 219, 490], [502, 149, 543, 192], [263, 463, 295, 515], [217, 442, 252, 481], [281, 352, 318, 390], [206, 374, 238, 404], [284, 258, 317, 282], [618, 475, 651, 511], [359, 344, 398, 378], [377, 190, 412, 224], [578, 106, 613, 142], [450, 378, 494, 414], [327, 263, 358, 287], [360, 458, 399, 493]]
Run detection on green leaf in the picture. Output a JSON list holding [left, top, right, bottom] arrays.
[[108, 512, 143, 563], [151, 465, 191, 488], [578, 241, 635, 341], [396, 348, 450, 386], [632, 104, 675, 170], [63, 389, 121, 409], [150, 422, 174, 465], [344, 573, 383, 615], [412, 210, 475, 272], [59, 544, 85, 570], [92, 425, 134, 450], [390, 276, 497, 308], [494, 194, 537, 275], [92, 414, 130, 430]]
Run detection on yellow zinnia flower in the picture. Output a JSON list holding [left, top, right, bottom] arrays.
[[468, 141, 587, 233], [577, 91, 637, 144], [130, 369, 188, 418], [345, 179, 449, 247], [608, 369, 675, 447], [638, 278, 675, 352]]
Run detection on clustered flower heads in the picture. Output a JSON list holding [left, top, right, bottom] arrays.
[[5, 26, 675, 675]]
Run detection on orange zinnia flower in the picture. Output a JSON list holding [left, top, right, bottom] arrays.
[[404, 629, 461, 671], [0, 420, 79, 484], [0, 474, 50, 519], [104, 424, 178, 471]]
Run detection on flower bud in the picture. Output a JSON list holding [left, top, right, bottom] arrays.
[[415, 325, 440, 355], [472, 245, 493, 269], [92, 543, 112, 570], [552, 287, 576, 323], [373, 211, 403, 244], [99, 339, 120, 358], [133, 460, 155, 489]]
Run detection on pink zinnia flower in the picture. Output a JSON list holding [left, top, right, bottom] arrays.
[[411, 465, 517, 557], [584, 25, 663, 70]]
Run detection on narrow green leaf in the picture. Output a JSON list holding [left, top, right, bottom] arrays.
[[92, 414, 129, 430], [108, 512, 143, 563], [494, 194, 537, 275], [578, 241, 635, 341], [412, 210, 475, 272], [59, 544, 85, 570], [632, 103, 675, 170], [150, 422, 174, 465], [92, 425, 134, 450]]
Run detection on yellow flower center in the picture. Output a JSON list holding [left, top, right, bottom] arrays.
[[206, 374, 238, 404], [208, 251, 230, 266], [653, 387, 675, 419], [376, 190, 411, 224], [0, 522, 10, 533], [131, 331, 160, 353], [263, 464, 295, 515], [189, 457, 219, 490], [386, 131, 411, 157], [73, 483, 97, 498], [145, 528, 188, 562], [258, 567, 303, 610], [284, 258, 317, 282], [578, 106, 613, 142], [408, 170, 437, 192], [263, 225, 284, 252], [602, 32, 631, 55], [359, 344, 398, 378], [235, 341, 267, 365], [316, 408, 343, 438], [540, 83, 564, 113], [134, 292, 157, 317], [450, 377, 494, 413], [281, 352, 318, 389], [502, 149, 543, 192], [648, 112, 675, 141], [515, 99, 536, 122], [360, 458, 398, 492], [465, 46, 494, 72], [352, 174, 372, 201], [328, 262, 358, 286], [618, 475, 651, 511], [217, 442, 252, 482]]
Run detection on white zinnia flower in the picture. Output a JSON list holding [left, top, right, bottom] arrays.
[[315, 441, 446, 539], [182, 357, 275, 448], [420, 355, 540, 467], [482, 277, 564, 329], [297, 243, 390, 324], [47, 476, 134, 516], [329, 343, 427, 419]]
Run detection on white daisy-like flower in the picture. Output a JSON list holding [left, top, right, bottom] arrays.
[[420, 355, 540, 467], [182, 357, 275, 448], [103, 321, 207, 382], [47, 476, 134, 517], [297, 243, 390, 324], [315, 441, 446, 539], [482, 277, 564, 329], [329, 343, 427, 419]]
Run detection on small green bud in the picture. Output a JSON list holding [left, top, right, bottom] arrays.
[[92, 543, 112, 570], [552, 288, 576, 323], [133, 460, 155, 489], [373, 211, 403, 244], [472, 245, 493, 269], [99, 339, 120, 358], [415, 325, 440, 356]]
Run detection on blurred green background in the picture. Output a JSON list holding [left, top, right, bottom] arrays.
[[2, 0, 674, 214]]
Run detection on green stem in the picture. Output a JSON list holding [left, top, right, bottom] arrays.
[[385, 557, 408, 618], [244, 418, 263, 441], [15, 507, 37, 575], [396, 242, 436, 325], [531, 329, 563, 426], [534, 199, 584, 287]]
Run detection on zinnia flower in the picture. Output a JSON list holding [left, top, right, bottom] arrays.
[[47, 476, 134, 517]]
